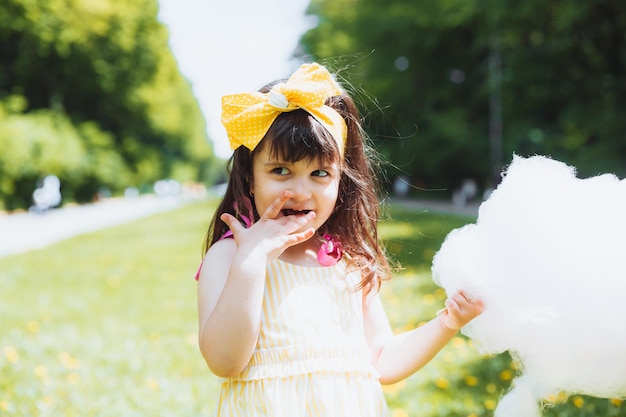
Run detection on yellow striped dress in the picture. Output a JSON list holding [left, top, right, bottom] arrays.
[[215, 258, 389, 416]]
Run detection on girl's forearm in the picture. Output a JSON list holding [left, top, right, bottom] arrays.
[[374, 316, 457, 385], [199, 256, 267, 378]]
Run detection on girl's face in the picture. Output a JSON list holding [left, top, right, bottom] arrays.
[[250, 144, 340, 235]]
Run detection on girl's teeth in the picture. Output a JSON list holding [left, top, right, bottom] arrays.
[[283, 209, 311, 216]]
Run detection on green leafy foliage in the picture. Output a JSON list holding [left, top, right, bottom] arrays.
[[0, 0, 219, 210], [301, 0, 626, 195]]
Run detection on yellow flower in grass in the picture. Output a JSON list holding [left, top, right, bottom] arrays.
[[545, 391, 568, 404], [464, 375, 479, 387], [451, 337, 466, 349], [435, 288, 447, 300], [26, 320, 40, 334], [0, 401, 9, 412], [392, 409, 409, 417], [499, 369, 514, 381], [150, 332, 161, 344], [58, 352, 80, 369], [610, 398, 623, 407], [485, 383, 497, 394], [67, 373, 81, 384], [382, 380, 406, 395], [146, 378, 160, 391], [34, 365, 47, 379], [484, 399, 497, 410], [396, 323, 415, 333], [422, 293, 436, 306], [106, 275, 120, 288], [3, 346, 18, 363], [434, 377, 450, 390], [572, 396, 585, 408]]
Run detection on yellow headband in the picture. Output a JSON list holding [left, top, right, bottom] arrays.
[[221, 63, 347, 155]]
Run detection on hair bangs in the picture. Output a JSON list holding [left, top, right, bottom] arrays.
[[259, 109, 340, 164]]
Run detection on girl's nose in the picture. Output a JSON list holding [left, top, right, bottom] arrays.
[[290, 180, 312, 201]]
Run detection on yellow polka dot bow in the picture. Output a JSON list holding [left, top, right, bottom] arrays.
[[221, 63, 347, 154]]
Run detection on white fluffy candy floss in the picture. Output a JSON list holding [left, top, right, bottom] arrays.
[[432, 155, 626, 417]]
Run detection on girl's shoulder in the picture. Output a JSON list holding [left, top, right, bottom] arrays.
[[195, 239, 237, 281], [205, 238, 237, 260]]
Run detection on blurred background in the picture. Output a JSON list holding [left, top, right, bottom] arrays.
[[2, 0, 624, 212]]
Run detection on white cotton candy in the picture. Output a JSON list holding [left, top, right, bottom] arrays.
[[432, 155, 626, 416]]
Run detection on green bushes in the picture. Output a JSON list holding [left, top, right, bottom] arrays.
[[0, 0, 219, 210], [0, 101, 132, 208]]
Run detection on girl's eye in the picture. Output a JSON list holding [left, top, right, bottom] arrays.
[[312, 170, 329, 177], [272, 167, 289, 175]]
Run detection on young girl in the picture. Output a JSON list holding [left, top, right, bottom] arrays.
[[196, 63, 484, 416]]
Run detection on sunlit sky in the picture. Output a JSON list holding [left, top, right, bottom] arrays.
[[157, 0, 313, 159]]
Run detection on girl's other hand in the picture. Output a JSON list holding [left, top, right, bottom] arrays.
[[439, 290, 485, 332], [219, 191, 316, 261]]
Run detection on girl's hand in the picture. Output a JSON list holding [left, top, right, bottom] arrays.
[[219, 191, 316, 261], [439, 290, 485, 331]]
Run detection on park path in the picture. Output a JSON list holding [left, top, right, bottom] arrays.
[[0, 196, 479, 260], [0, 195, 185, 259], [391, 198, 480, 218]]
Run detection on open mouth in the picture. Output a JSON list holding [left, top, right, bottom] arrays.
[[282, 209, 312, 217]]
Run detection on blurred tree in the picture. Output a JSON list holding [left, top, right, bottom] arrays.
[[0, 0, 218, 209], [489, 0, 626, 179], [301, 0, 626, 197]]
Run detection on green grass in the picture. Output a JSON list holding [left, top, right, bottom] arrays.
[[1, 200, 624, 416], [0, 200, 220, 417], [378, 206, 514, 417]]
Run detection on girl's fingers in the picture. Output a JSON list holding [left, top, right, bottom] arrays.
[[447, 290, 485, 318], [263, 198, 316, 235], [452, 290, 474, 307], [455, 290, 485, 311], [445, 297, 459, 313], [222, 201, 316, 242], [262, 191, 292, 219], [220, 213, 244, 234], [277, 211, 316, 243], [296, 210, 316, 226], [282, 227, 316, 248]]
